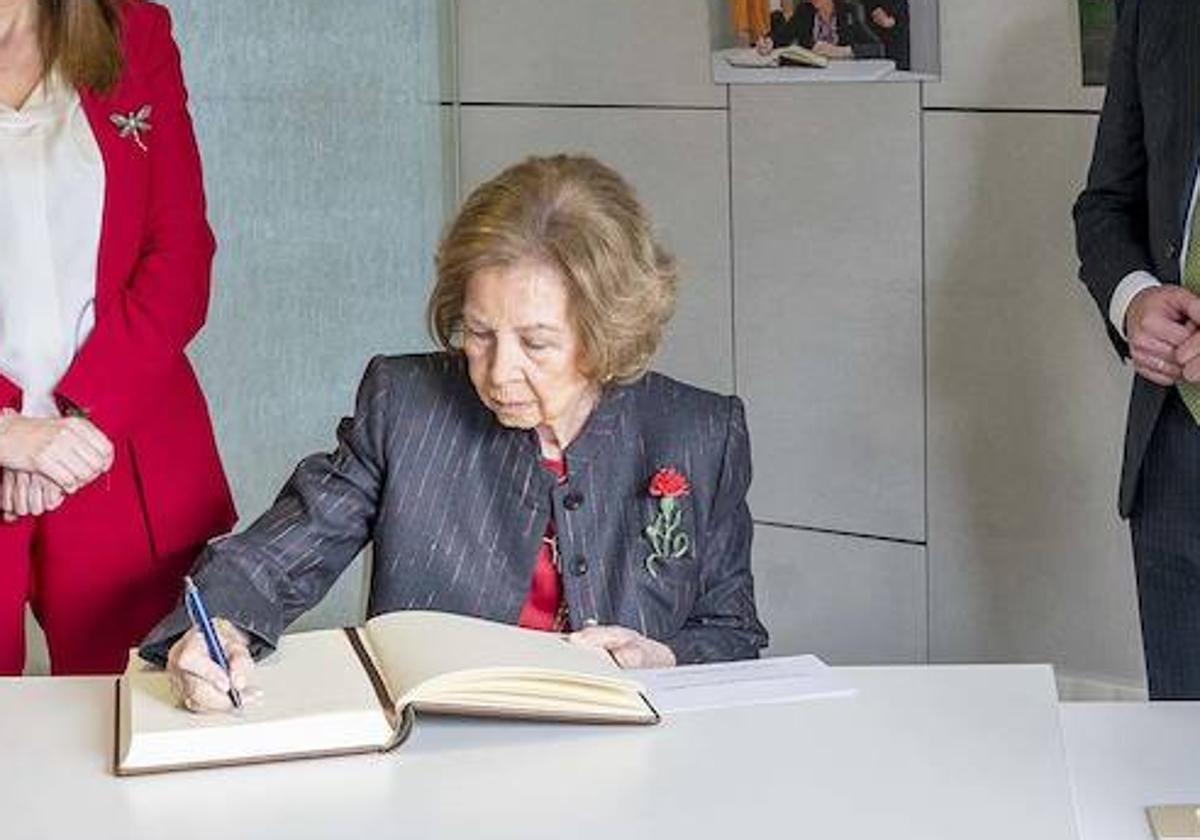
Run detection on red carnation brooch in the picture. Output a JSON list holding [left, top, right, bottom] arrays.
[[644, 467, 691, 577]]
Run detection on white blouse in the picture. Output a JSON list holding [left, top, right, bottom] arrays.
[[0, 73, 104, 418]]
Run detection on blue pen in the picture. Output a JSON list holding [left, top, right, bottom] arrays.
[[183, 576, 242, 709]]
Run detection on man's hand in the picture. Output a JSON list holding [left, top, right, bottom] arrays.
[[1176, 295, 1200, 382], [569, 625, 676, 669], [1125, 285, 1199, 385], [871, 7, 897, 29]]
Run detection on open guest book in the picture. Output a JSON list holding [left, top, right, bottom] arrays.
[[115, 610, 659, 776], [721, 46, 830, 69]]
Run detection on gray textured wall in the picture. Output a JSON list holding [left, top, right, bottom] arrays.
[[451, 0, 1145, 695], [162, 0, 454, 630], [923, 0, 1142, 694], [29, 0, 456, 673]]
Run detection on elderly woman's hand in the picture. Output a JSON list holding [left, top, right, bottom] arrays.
[[812, 40, 853, 59], [166, 619, 254, 713], [569, 625, 676, 668], [0, 411, 114, 492]]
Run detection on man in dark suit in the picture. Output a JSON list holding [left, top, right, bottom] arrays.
[[1075, 0, 1200, 699], [863, 0, 910, 70]]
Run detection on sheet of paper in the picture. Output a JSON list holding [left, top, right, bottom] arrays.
[[629, 654, 855, 714]]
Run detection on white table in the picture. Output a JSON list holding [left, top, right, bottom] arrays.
[[1062, 702, 1200, 840], [0, 665, 1079, 840]]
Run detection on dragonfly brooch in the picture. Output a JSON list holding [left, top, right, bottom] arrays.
[[110, 105, 152, 151]]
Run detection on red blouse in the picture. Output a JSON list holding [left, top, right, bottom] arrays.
[[517, 458, 568, 631]]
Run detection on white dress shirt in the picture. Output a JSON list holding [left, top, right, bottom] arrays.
[[0, 72, 103, 417]]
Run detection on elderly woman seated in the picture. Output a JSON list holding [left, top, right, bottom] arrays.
[[142, 155, 768, 712]]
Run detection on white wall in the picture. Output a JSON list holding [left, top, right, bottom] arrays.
[[458, 106, 734, 393], [927, 0, 1104, 111], [924, 112, 1141, 684], [29, 0, 1141, 687], [454, 0, 1146, 689], [730, 83, 928, 664], [732, 83, 924, 542], [453, 0, 931, 663], [922, 0, 1144, 691]]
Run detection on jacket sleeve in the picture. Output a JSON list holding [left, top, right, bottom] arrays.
[[845, 6, 886, 58], [139, 357, 392, 663], [55, 4, 216, 438], [770, 8, 800, 46], [1073, 0, 1150, 359], [664, 397, 769, 664]]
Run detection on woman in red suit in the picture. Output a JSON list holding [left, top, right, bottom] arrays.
[[0, 0, 235, 674]]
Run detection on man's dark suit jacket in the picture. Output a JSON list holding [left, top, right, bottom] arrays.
[[1074, 0, 1200, 517], [142, 353, 768, 665]]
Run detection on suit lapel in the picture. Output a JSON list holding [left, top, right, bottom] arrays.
[[1175, 3, 1200, 249], [78, 86, 151, 307]]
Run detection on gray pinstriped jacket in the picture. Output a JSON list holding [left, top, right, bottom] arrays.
[[142, 353, 767, 664]]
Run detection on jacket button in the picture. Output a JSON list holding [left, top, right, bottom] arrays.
[[570, 555, 588, 576], [563, 491, 584, 511]]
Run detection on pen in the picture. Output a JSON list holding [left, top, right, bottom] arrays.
[[183, 576, 242, 709]]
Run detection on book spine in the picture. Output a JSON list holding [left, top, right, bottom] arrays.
[[343, 626, 401, 736]]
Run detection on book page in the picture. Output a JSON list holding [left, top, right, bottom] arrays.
[[118, 629, 393, 773], [362, 611, 646, 707]]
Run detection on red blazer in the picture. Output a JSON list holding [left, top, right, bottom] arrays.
[[0, 1, 236, 554]]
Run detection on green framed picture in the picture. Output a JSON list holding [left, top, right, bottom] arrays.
[[1078, 0, 1118, 87]]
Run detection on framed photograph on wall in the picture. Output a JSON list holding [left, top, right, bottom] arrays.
[[712, 0, 939, 84], [1077, 0, 1118, 87]]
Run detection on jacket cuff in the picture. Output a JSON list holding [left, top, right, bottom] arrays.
[[664, 626, 764, 666], [138, 566, 284, 666]]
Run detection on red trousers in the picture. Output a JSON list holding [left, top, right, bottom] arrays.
[[0, 444, 198, 675]]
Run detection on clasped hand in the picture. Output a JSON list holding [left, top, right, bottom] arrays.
[[0, 411, 114, 521]]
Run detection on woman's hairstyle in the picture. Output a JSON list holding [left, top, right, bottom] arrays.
[[430, 154, 678, 384], [39, 0, 125, 94]]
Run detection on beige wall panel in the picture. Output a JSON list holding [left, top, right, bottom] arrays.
[[924, 111, 1144, 686], [459, 106, 734, 393], [732, 83, 925, 541], [457, 0, 725, 107], [756, 525, 927, 664], [924, 0, 1106, 111]]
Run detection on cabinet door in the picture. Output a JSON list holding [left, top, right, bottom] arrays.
[[755, 525, 927, 664], [457, 0, 725, 107], [924, 112, 1142, 683], [733, 83, 924, 541]]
